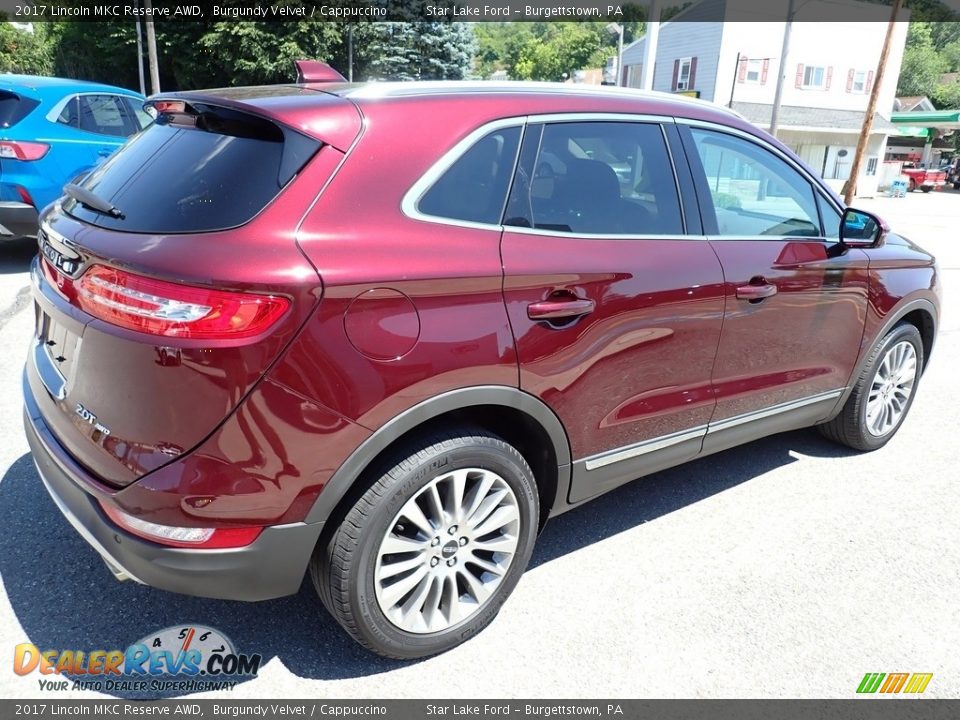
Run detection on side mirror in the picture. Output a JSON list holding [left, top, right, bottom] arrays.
[[840, 207, 886, 248]]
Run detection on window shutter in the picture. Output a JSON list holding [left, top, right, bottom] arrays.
[[846, 68, 854, 92], [672, 59, 680, 90], [761, 59, 769, 84], [689, 57, 698, 89], [738, 56, 748, 83], [866, 70, 875, 93], [826, 66, 833, 90], [795, 63, 804, 88]]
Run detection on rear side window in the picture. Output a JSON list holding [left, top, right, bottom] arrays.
[[417, 126, 521, 225], [0, 91, 40, 129], [58, 95, 140, 137], [63, 105, 320, 233], [504, 121, 684, 235]]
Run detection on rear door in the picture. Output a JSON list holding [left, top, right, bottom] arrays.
[[679, 123, 869, 452], [500, 117, 726, 503]]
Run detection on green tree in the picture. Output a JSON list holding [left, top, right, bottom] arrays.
[[195, 22, 342, 87], [511, 23, 602, 81], [50, 21, 141, 90], [0, 19, 54, 75], [363, 22, 474, 81], [898, 22, 948, 97], [932, 79, 960, 108]]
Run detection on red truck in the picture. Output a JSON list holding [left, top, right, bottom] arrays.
[[902, 163, 947, 192]]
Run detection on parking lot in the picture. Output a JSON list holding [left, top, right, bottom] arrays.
[[0, 190, 957, 700]]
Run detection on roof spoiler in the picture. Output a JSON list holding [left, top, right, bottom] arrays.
[[295, 59, 346, 83]]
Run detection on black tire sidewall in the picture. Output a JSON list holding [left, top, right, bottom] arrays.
[[348, 438, 538, 658], [855, 324, 923, 449]]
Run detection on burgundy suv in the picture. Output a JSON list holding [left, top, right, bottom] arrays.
[[24, 71, 940, 659]]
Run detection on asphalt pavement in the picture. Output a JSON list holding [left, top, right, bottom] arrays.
[[0, 191, 957, 699]]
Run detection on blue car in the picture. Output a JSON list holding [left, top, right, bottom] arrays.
[[0, 75, 148, 241]]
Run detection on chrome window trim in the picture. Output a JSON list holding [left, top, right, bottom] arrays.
[[579, 388, 846, 470], [675, 116, 846, 220], [402, 112, 683, 233], [45, 91, 143, 127], [401, 116, 527, 232], [505, 226, 707, 241]]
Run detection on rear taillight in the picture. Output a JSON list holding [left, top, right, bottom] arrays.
[[0, 140, 50, 161], [75, 264, 290, 339], [99, 501, 263, 549]]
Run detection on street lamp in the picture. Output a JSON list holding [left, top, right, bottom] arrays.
[[606, 22, 624, 87]]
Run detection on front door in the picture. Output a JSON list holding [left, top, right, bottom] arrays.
[[500, 119, 726, 503], [680, 124, 869, 452]]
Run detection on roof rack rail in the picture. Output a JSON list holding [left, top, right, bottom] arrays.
[[295, 59, 346, 83]]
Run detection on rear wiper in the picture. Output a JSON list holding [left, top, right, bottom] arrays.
[[63, 183, 125, 219]]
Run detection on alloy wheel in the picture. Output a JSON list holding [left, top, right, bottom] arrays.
[[865, 340, 917, 437], [374, 468, 521, 634]]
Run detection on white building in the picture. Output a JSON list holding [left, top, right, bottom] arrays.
[[621, 0, 910, 195]]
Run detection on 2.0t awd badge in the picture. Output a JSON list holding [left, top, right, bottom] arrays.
[[74, 402, 111, 437]]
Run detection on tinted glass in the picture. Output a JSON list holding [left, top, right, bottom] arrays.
[[691, 128, 820, 237], [123, 96, 152, 130], [64, 111, 310, 233], [817, 193, 841, 238], [418, 126, 520, 225], [56, 96, 80, 128], [77, 95, 138, 137], [506, 121, 683, 235], [0, 91, 39, 129]]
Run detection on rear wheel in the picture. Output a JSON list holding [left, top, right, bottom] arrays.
[[921, 186, 932, 193], [818, 323, 923, 451], [908, 179, 917, 192], [311, 428, 539, 659]]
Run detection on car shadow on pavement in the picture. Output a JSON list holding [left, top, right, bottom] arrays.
[[0, 429, 857, 696], [0, 238, 37, 275]]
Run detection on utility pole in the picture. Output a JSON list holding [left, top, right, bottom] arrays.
[[845, 0, 902, 205], [769, 0, 795, 137], [134, 10, 145, 96], [729, 52, 740, 108], [348, 25, 354, 82], [642, 0, 662, 90], [144, 0, 161, 95]]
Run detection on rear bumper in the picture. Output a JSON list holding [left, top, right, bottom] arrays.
[[23, 375, 324, 601], [0, 201, 38, 239]]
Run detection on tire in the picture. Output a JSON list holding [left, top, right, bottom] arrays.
[[818, 323, 924, 451], [921, 186, 932, 193], [908, 179, 917, 192], [311, 427, 539, 659]]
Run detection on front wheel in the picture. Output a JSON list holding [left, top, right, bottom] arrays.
[[921, 186, 933, 193], [311, 428, 539, 659], [818, 323, 924, 451]]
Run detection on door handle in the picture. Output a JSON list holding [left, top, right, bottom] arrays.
[[97, 149, 113, 157], [527, 296, 596, 322], [735, 282, 778, 301]]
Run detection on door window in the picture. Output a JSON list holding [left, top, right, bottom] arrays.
[[504, 121, 683, 235], [690, 128, 821, 237]]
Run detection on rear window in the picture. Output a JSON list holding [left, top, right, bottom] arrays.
[[63, 104, 320, 233], [0, 91, 40, 129]]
